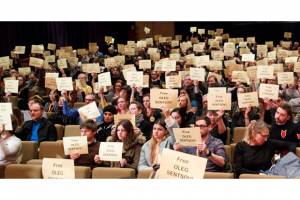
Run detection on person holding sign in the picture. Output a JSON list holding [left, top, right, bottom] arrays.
[[66, 119, 107, 169], [0, 117, 22, 166], [233, 120, 296, 178], [142, 94, 162, 125], [206, 110, 227, 145], [173, 116, 226, 172], [76, 73, 93, 96], [106, 119, 146, 172], [15, 102, 57, 143]]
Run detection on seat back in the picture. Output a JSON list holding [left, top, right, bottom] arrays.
[[233, 127, 248, 143], [137, 168, 153, 179], [92, 167, 136, 179], [296, 147, 300, 158], [226, 127, 231, 145], [64, 125, 81, 137], [38, 141, 65, 159], [75, 166, 92, 179], [239, 174, 286, 179], [230, 143, 237, 164], [224, 145, 232, 166], [204, 172, 234, 179], [5, 164, 42, 179], [55, 124, 65, 140], [20, 141, 39, 164], [0, 165, 5, 178]]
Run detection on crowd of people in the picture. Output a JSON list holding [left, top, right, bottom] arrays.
[[1, 27, 300, 178]]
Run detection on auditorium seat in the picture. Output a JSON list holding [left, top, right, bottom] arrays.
[[296, 147, 300, 158], [226, 127, 231, 145], [92, 167, 136, 179], [137, 168, 153, 179], [0, 165, 5, 178], [204, 172, 234, 179], [224, 145, 232, 167], [239, 174, 286, 179], [20, 141, 39, 164], [233, 127, 248, 143], [230, 143, 236, 163], [5, 164, 43, 179], [75, 166, 92, 179], [64, 125, 81, 137], [55, 124, 65, 140], [46, 112, 55, 119]]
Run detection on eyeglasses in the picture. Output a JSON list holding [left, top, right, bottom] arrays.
[[195, 124, 208, 128]]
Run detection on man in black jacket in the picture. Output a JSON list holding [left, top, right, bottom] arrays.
[[15, 102, 57, 142]]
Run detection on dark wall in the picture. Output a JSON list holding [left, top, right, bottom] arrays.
[[0, 22, 134, 55], [175, 21, 300, 44]]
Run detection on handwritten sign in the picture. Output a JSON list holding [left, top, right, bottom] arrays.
[[31, 44, 44, 54], [139, 59, 151, 70], [232, 71, 250, 83], [56, 77, 73, 91], [207, 93, 231, 110], [4, 80, 18, 93], [150, 89, 178, 109], [0, 113, 12, 131], [277, 72, 294, 85], [208, 87, 226, 94], [126, 71, 143, 87], [158, 149, 207, 179], [189, 67, 206, 82], [57, 58, 68, 69], [256, 65, 274, 79], [259, 83, 279, 100], [48, 43, 56, 50], [114, 114, 135, 127], [42, 158, 75, 179], [237, 92, 259, 108], [173, 127, 201, 146], [162, 60, 176, 71], [29, 57, 44, 68], [193, 55, 209, 67], [165, 75, 181, 89], [82, 63, 100, 73], [99, 142, 123, 161], [78, 101, 100, 120], [14, 46, 25, 54], [63, 136, 88, 155], [143, 75, 149, 88], [242, 53, 255, 62], [18, 67, 31, 76], [98, 72, 112, 87]]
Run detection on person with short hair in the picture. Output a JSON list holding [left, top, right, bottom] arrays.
[[96, 105, 117, 142]]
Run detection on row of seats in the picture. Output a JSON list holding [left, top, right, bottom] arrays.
[[3, 164, 297, 179]]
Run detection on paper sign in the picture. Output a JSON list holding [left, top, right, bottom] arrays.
[[4, 80, 18, 93], [198, 29, 205, 35], [224, 42, 235, 57], [162, 60, 176, 71], [114, 114, 135, 127], [42, 158, 75, 179], [137, 40, 147, 48], [237, 92, 259, 108], [285, 56, 298, 64], [29, 57, 44, 68], [190, 27, 197, 33], [18, 67, 31, 76], [242, 54, 255, 62], [0, 56, 10, 69], [224, 59, 236, 67], [277, 72, 294, 85], [259, 83, 279, 100], [139, 60, 151, 70], [246, 66, 257, 82], [78, 101, 100, 120], [31, 45, 44, 54], [98, 72, 111, 87], [173, 127, 201, 146], [175, 35, 182, 41], [104, 58, 117, 69], [0, 113, 12, 131], [193, 55, 210, 67], [143, 74, 149, 88], [88, 42, 98, 52], [126, 71, 143, 87], [207, 93, 231, 110], [190, 67, 206, 82], [272, 64, 284, 75], [169, 53, 180, 61], [63, 136, 88, 155], [45, 55, 56, 63], [158, 149, 207, 179], [211, 51, 224, 61], [150, 89, 178, 109], [179, 71, 190, 80], [193, 43, 205, 52], [56, 77, 73, 91], [57, 58, 68, 69], [247, 37, 256, 44], [232, 71, 249, 83], [265, 41, 274, 48], [82, 63, 100, 73], [48, 43, 56, 50], [256, 65, 274, 79], [294, 62, 300, 72], [239, 48, 250, 55], [268, 51, 277, 60], [0, 103, 12, 114], [45, 77, 57, 90], [208, 60, 222, 71], [99, 142, 123, 162], [166, 75, 181, 89], [208, 87, 226, 94], [284, 32, 292, 39], [14, 46, 25, 54]]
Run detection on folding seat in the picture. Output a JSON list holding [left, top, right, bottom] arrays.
[[55, 124, 65, 140], [75, 166, 92, 179], [92, 167, 136, 179], [64, 125, 81, 137], [137, 168, 153, 179], [20, 141, 39, 164], [239, 174, 286, 179], [224, 145, 232, 166], [204, 172, 234, 179], [4, 164, 42, 179], [233, 127, 248, 143]]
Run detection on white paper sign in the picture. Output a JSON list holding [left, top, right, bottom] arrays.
[[0, 113, 12, 131], [0, 103, 12, 114], [259, 84, 279, 100], [189, 67, 206, 82], [42, 158, 75, 179], [173, 127, 201, 146], [98, 72, 112, 86], [237, 92, 259, 108], [162, 60, 176, 71], [99, 142, 123, 161], [56, 77, 73, 91], [78, 101, 100, 120], [277, 72, 294, 85], [126, 71, 143, 87], [139, 60, 152, 70], [256, 65, 274, 79], [4, 80, 18, 93], [242, 54, 255, 62], [63, 136, 88, 155]]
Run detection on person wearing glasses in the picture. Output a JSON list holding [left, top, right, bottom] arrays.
[[233, 120, 297, 178], [173, 116, 227, 172]]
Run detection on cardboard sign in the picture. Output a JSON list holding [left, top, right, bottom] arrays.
[[114, 114, 135, 127], [237, 92, 259, 108], [4, 80, 18, 93], [189, 67, 206, 82], [166, 75, 181, 89], [139, 60, 151, 70], [14, 46, 26, 54], [208, 60, 222, 71], [56, 77, 73, 91], [143, 75, 149, 88], [285, 56, 298, 64], [0, 56, 10, 69], [126, 71, 143, 87], [284, 32, 292, 39], [78, 101, 100, 120], [63, 136, 88, 155], [198, 28, 205, 35], [158, 149, 207, 179], [193, 43, 205, 52], [57, 58, 68, 69], [48, 43, 56, 50], [162, 60, 176, 71], [259, 83, 279, 100], [242, 53, 255, 62], [0, 112, 12, 131], [246, 66, 257, 82], [193, 55, 210, 67], [31, 44, 44, 54], [18, 67, 31, 76], [82, 63, 100, 73], [277, 72, 294, 85], [0, 103, 12, 115], [173, 127, 201, 146], [150, 89, 178, 109], [256, 65, 274, 79], [98, 72, 111, 87], [42, 158, 75, 179], [29, 57, 44, 68], [99, 142, 123, 162], [207, 93, 231, 110], [232, 71, 249, 83], [208, 87, 226, 94]]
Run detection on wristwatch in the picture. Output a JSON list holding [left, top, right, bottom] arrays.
[[206, 149, 212, 157]]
